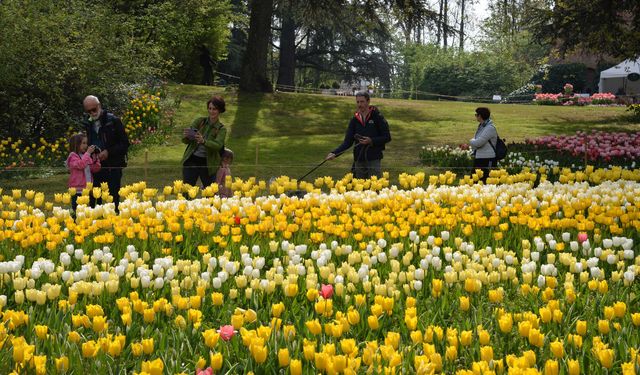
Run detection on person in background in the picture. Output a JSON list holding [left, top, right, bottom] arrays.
[[325, 91, 391, 179], [181, 95, 227, 187], [66, 133, 101, 212], [82, 95, 129, 211], [199, 45, 215, 86], [216, 148, 234, 198], [470, 107, 498, 183]]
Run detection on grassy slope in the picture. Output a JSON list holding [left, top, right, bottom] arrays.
[[3, 84, 638, 194]]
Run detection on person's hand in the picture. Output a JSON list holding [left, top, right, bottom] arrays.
[[194, 132, 204, 144], [98, 149, 109, 161], [87, 145, 96, 155], [325, 153, 336, 160], [358, 136, 372, 145], [183, 128, 191, 138]]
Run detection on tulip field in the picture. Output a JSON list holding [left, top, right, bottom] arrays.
[[1, 167, 640, 374]]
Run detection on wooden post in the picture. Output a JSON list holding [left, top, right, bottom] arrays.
[[144, 149, 148, 182], [255, 143, 259, 178], [584, 138, 588, 169]]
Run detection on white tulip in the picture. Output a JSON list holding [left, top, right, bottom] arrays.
[[569, 241, 578, 252], [212, 277, 222, 289], [624, 270, 635, 282], [60, 253, 71, 266], [537, 275, 546, 287], [413, 280, 422, 291], [74, 249, 84, 260]]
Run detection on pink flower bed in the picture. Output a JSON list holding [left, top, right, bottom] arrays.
[[527, 131, 640, 161], [533, 90, 616, 106]]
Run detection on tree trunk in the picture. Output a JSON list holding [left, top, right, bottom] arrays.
[[240, 0, 274, 92], [276, 8, 296, 91], [436, 0, 443, 45], [443, 0, 448, 49], [459, 0, 465, 51]]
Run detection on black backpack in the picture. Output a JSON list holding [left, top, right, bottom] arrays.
[[488, 136, 508, 161]]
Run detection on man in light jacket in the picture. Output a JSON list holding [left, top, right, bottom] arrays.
[[470, 107, 497, 183]]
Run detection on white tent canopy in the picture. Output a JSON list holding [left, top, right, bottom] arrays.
[[599, 59, 640, 94]]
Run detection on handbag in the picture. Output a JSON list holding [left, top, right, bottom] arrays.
[[488, 136, 508, 161]]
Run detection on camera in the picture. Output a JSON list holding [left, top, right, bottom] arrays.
[[92, 146, 102, 155], [184, 128, 197, 140]]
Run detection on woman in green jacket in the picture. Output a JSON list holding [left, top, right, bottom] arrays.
[[181, 95, 227, 187]]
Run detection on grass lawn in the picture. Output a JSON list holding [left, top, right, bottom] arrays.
[[3, 84, 638, 194]]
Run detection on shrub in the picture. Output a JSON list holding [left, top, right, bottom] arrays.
[[627, 104, 640, 120]]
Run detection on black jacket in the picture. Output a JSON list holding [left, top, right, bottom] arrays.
[[82, 110, 129, 168], [332, 106, 391, 161]]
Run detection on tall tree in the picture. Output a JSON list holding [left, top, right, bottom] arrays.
[[276, 2, 297, 91], [240, 0, 274, 92], [528, 0, 640, 60]]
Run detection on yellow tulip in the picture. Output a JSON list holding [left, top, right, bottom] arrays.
[[82, 340, 98, 358], [567, 359, 580, 375], [203, 329, 220, 348], [576, 320, 587, 336], [550, 340, 564, 358], [210, 352, 223, 370], [55, 356, 69, 372], [34, 325, 48, 340], [141, 358, 164, 375], [306, 319, 322, 335], [459, 296, 470, 311], [290, 359, 302, 375], [142, 338, 154, 355], [278, 348, 290, 367], [598, 348, 614, 369], [544, 359, 559, 375], [480, 346, 493, 362], [367, 315, 379, 330], [598, 320, 610, 334]]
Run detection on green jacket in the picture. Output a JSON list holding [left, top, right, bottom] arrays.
[[181, 117, 227, 175]]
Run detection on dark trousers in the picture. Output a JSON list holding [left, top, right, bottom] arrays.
[[71, 193, 80, 212], [91, 167, 123, 211], [353, 159, 382, 179], [183, 154, 214, 187], [473, 158, 495, 183]]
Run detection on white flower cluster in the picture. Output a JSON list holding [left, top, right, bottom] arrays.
[[502, 152, 560, 170]]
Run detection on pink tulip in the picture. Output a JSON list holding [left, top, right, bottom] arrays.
[[577, 233, 588, 243], [218, 325, 236, 341], [196, 367, 213, 375], [320, 284, 334, 299]]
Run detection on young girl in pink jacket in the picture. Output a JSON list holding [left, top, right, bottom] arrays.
[[66, 133, 101, 211]]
